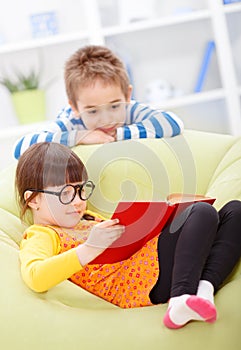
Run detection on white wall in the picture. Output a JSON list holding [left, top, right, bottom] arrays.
[[0, 0, 87, 43], [1, 0, 240, 171], [0, 1, 89, 129]]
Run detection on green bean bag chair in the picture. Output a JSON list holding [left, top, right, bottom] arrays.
[[0, 130, 240, 350]]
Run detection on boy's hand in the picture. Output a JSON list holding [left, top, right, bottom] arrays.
[[76, 130, 115, 144]]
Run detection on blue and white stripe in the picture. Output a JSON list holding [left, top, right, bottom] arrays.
[[13, 100, 184, 159]]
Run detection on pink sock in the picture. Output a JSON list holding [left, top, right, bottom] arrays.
[[163, 294, 217, 329]]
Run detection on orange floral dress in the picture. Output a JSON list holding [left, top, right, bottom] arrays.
[[51, 219, 159, 308]]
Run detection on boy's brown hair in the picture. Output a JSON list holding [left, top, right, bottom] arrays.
[[15, 142, 87, 220], [64, 45, 130, 109]]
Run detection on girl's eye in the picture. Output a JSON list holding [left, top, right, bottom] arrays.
[[59, 186, 75, 203], [61, 190, 70, 198], [61, 187, 74, 197]]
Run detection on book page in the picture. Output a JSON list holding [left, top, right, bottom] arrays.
[[167, 193, 215, 205]]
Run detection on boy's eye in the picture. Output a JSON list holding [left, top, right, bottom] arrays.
[[87, 108, 97, 115], [111, 103, 121, 110]]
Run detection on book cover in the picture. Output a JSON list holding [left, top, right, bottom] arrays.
[[89, 194, 216, 264]]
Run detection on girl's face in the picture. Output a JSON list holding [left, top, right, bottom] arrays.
[[71, 80, 132, 135], [26, 183, 87, 228]]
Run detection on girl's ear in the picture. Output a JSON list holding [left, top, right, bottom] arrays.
[[24, 191, 40, 210], [126, 85, 133, 103]]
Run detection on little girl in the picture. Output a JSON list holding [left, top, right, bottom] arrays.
[[16, 142, 241, 329]]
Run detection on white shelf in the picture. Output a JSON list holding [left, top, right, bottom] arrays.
[[223, 2, 241, 13], [0, 31, 89, 54], [150, 89, 225, 110], [102, 9, 211, 37], [0, 9, 211, 55]]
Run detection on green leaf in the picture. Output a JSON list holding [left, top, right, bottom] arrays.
[[0, 69, 40, 92]]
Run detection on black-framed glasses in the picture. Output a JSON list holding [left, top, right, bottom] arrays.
[[27, 180, 95, 205]]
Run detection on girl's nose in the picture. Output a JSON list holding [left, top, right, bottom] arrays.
[[72, 191, 82, 205]]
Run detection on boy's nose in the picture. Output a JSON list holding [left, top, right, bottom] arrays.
[[99, 109, 113, 126]]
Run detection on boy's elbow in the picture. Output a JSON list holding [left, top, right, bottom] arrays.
[[13, 138, 24, 160], [13, 149, 20, 160], [162, 111, 184, 137], [171, 115, 184, 136]]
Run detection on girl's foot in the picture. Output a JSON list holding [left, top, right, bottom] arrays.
[[163, 294, 217, 329]]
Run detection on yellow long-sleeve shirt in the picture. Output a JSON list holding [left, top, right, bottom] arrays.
[[19, 215, 160, 308], [19, 210, 106, 292], [19, 225, 83, 292]]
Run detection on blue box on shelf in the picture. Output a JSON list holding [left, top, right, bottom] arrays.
[[30, 11, 59, 39], [223, 0, 241, 4]]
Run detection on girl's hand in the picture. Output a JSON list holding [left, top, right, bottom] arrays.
[[76, 219, 125, 266], [86, 219, 125, 248]]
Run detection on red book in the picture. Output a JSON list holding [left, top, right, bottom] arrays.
[[89, 194, 216, 264]]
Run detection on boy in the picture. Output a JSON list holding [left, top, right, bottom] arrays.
[[13, 45, 184, 160]]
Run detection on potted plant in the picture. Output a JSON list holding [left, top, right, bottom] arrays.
[[0, 69, 46, 124]]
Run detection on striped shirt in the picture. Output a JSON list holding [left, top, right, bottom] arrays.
[[13, 100, 184, 159]]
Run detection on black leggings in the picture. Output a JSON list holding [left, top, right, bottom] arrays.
[[149, 200, 241, 304]]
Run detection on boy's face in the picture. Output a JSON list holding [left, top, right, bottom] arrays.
[[70, 80, 132, 136]]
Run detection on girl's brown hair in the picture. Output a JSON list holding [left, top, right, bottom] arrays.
[[64, 45, 130, 109], [15, 142, 88, 220]]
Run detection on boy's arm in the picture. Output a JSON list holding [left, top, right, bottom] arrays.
[[116, 101, 184, 140], [13, 106, 84, 159], [19, 225, 83, 292]]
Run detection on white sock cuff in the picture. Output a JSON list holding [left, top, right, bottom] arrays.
[[198, 280, 214, 293], [197, 280, 214, 304]]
